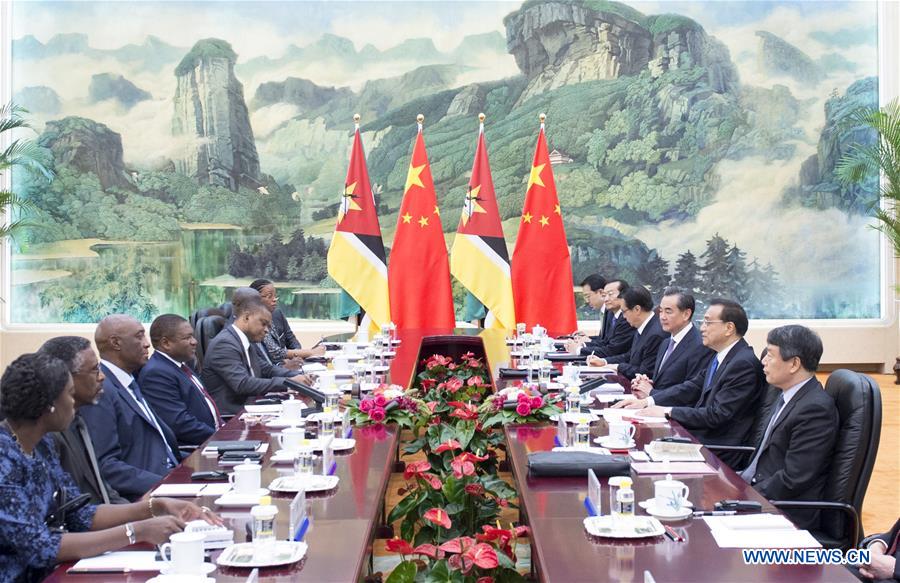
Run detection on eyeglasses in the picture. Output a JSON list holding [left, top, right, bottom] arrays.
[[74, 364, 102, 377], [697, 319, 725, 327]]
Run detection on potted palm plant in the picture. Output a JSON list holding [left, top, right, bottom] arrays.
[[1, 102, 53, 241], [836, 98, 900, 382]]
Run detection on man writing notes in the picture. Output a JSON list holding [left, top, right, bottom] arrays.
[[739, 325, 838, 530], [567, 274, 611, 348], [80, 315, 182, 500], [629, 287, 714, 396], [586, 286, 666, 379], [619, 299, 765, 468], [202, 297, 311, 416]]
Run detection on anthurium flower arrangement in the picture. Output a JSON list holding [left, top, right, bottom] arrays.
[[384, 523, 530, 583], [346, 385, 430, 430], [478, 384, 563, 429]]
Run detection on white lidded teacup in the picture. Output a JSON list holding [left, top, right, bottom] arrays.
[[282, 398, 304, 421], [606, 420, 636, 447], [159, 531, 205, 575], [278, 426, 306, 452], [228, 459, 261, 495], [654, 473, 690, 512]]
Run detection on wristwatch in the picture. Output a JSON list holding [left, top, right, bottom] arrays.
[[124, 522, 137, 545]]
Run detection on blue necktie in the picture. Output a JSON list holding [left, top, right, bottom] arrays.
[[740, 394, 786, 482], [704, 356, 719, 389], [129, 381, 178, 467]]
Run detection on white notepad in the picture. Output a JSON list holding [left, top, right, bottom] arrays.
[[68, 551, 164, 573], [631, 462, 717, 474], [703, 514, 821, 548], [150, 483, 207, 497]]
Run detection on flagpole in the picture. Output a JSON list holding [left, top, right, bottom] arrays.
[[417, 113, 423, 134], [354, 112, 360, 131], [479, 112, 485, 134], [540, 112, 545, 130]]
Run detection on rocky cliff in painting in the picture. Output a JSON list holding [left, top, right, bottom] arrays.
[[172, 38, 260, 191], [38, 116, 132, 190], [504, 0, 738, 103], [756, 31, 825, 84], [89, 73, 152, 108]]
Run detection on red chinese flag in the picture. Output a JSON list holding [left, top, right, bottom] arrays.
[[388, 127, 455, 330], [511, 125, 577, 336]]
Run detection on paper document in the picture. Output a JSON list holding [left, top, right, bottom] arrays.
[[645, 441, 705, 462], [244, 404, 283, 414], [200, 482, 233, 496], [302, 363, 328, 372], [150, 483, 207, 497], [631, 462, 717, 474], [703, 514, 821, 549], [595, 393, 636, 403], [68, 551, 164, 573]]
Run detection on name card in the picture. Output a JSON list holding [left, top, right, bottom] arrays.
[[289, 489, 307, 541], [321, 437, 334, 476], [342, 408, 352, 439], [556, 413, 568, 447], [587, 469, 602, 516]]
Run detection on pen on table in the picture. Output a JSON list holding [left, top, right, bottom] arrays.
[[67, 568, 131, 574], [692, 510, 737, 516], [663, 524, 684, 542], [312, 336, 326, 348]]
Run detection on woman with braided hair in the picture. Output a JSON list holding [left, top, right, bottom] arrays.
[[0, 352, 222, 582]]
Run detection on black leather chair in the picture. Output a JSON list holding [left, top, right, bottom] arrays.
[[709, 369, 882, 550], [193, 315, 226, 372]]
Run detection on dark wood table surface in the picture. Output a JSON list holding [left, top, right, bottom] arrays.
[[47, 387, 399, 582], [504, 421, 857, 582]]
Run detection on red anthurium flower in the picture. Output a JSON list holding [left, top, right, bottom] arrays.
[[464, 483, 485, 496], [385, 537, 415, 555], [463, 543, 499, 570], [514, 525, 530, 537], [426, 401, 438, 412], [421, 472, 442, 490], [477, 525, 513, 547], [412, 543, 441, 559], [435, 439, 462, 453], [403, 460, 432, 480], [445, 377, 464, 392], [449, 402, 479, 420], [438, 536, 475, 554], [451, 451, 489, 479], [467, 375, 483, 387], [420, 378, 436, 390], [476, 578, 495, 583], [423, 508, 452, 529]]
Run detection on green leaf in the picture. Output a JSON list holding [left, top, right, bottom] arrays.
[[496, 550, 516, 569], [456, 421, 476, 449], [423, 560, 464, 583], [442, 476, 465, 505], [386, 560, 418, 583], [388, 490, 424, 524], [400, 517, 416, 543]]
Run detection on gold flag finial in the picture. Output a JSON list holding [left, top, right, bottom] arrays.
[[478, 112, 485, 123], [353, 113, 361, 123], [416, 114, 424, 124], [539, 112, 546, 123]]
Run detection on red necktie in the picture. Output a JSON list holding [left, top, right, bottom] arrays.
[[180, 364, 223, 427]]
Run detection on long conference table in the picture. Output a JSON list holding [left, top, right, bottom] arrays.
[[47, 328, 856, 582]]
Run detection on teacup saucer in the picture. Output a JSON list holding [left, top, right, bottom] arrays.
[[638, 499, 692, 520], [265, 417, 308, 429], [213, 488, 270, 507], [159, 562, 216, 576], [148, 575, 214, 583], [594, 436, 636, 450]]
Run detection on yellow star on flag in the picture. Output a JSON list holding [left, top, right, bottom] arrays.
[[461, 184, 487, 226], [418, 216, 429, 227], [401, 213, 412, 224], [337, 181, 362, 221], [539, 215, 549, 227], [404, 164, 426, 194], [554, 203, 561, 215], [522, 212, 533, 224], [433, 205, 440, 216], [527, 163, 546, 191]]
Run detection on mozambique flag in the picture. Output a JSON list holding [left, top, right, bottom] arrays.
[[388, 123, 455, 330], [327, 123, 390, 330], [449, 120, 515, 331], [511, 120, 577, 336]]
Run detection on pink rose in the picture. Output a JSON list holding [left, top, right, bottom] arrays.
[[369, 407, 386, 422], [530, 396, 543, 409], [516, 402, 531, 416], [374, 395, 387, 407], [359, 399, 373, 412], [517, 393, 529, 402]]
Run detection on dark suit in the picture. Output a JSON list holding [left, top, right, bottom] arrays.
[[53, 418, 129, 505], [582, 311, 635, 358], [651, 325, 715, 390], [743, 378, 838, 530], [201, 325, 291, 416], [80, 366, 182, 500], [859, 519, 900, 581], [655, 338, 765, 467], [226, 313, 296, 377], [139, 352, 216, 446], [605, 314, 667, 379]]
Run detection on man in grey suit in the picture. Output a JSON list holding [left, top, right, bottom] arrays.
[[39, 336, 129, 504], [202, 297, 311, 416]]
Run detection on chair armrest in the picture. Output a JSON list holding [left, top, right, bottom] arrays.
[[770, 500, 860, 548], [178, 445, 198, 454]]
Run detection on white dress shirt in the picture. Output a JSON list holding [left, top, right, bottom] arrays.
[[231, 326, 255, 377]]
